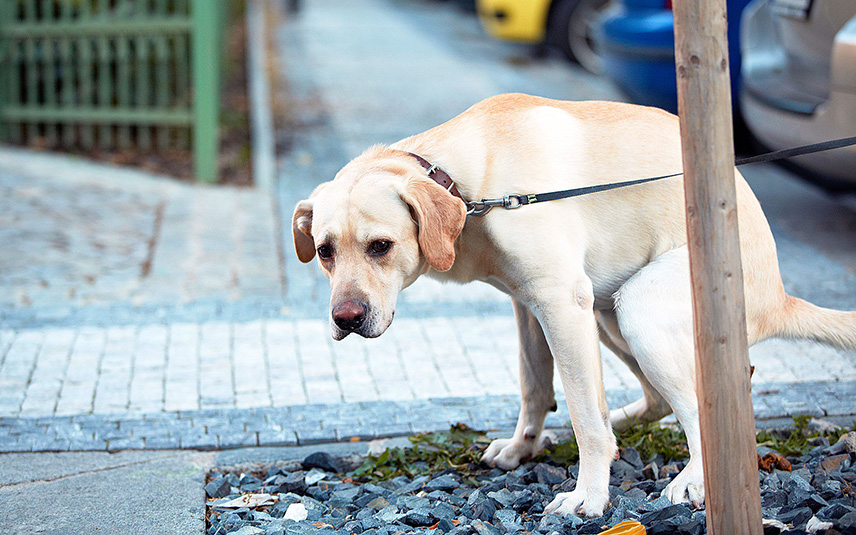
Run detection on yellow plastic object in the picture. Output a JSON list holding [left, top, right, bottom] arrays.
[[475, 0, 553, 43], [597, 520, 647, 535]]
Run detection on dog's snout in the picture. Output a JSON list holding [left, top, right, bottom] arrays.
[[332, 300, 367, 332]]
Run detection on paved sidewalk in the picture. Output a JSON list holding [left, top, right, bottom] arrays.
[[1, 0, 855, 456], [0, 148, 282, 313]]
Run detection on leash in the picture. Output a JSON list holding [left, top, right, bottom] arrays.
[[459, 135, 856, 217]]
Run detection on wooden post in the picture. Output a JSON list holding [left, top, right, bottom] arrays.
[[672, 2, 763, 535]]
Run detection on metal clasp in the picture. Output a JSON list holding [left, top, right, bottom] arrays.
[[466, 198, 504, 217], [466, 195, 526, 217], [503, 194, 524, 209]]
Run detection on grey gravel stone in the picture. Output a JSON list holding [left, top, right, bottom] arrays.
[[232, 526, 265, 535], [402, 507, 434, 526], [436, 518, 455, 532], [472, 519, 502, 535], [642, 462, 659, 481], [432, 502, 455, 520], [394, 475, 429, 495], [486, 489, 515, 508], [472, 499, 498, 522], [302, 452, 343, 473], [366, 497, 390, 510], [659, 464, 680, 479], [533, 464, 565, 487], [620, 447, 643, 469], [426, 474, 459, 492], [376, 504, 401, 523], [777, 506, 813, 526], [205, 477, 231, 498], [641, 495, 673, 512], [640, 504, 692, 526], [275, 472, 306, 494]]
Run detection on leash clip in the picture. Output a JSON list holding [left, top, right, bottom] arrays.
[[466, 194, 526, 217], [466, 198, 504, 217], [503, 194, 524, 209]]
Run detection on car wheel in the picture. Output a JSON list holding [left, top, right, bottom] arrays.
[[549, 0, 609, 73]]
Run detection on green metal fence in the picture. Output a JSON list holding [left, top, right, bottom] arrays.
[[0, 0, 228, 182]]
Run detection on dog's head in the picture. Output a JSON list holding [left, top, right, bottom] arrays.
[[292, 146, 467, 340]]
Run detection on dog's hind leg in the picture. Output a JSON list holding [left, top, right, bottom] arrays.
[[614, 246, 705, 507], [482, 299, 557, 469], [598, 311, 672, 432]]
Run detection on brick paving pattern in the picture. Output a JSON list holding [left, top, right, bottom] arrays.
[[0, 0, 854, 454]]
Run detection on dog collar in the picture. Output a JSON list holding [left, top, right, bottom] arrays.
[[407, 152, 465, 203], [405, 152, 518, 217]]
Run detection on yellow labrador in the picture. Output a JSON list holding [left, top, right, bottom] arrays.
[[292, 94, 856, 517]]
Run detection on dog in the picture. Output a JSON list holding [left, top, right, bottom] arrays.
[[292, 93, 856, 517]]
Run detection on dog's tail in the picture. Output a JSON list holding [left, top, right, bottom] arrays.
[[774, 295, 856, 351]]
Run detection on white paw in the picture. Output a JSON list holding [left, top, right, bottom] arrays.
[[481, 436, 545, 470], [544, 488, 609, 518], [663, 463, 705, 508]]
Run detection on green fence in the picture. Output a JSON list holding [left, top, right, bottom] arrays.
[[0, 0, 229, 182]]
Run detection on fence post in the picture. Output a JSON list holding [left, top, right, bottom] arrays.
[[191, 0, 220, 183], [672, 1, 763, 534]]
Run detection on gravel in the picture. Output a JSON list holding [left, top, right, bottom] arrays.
[[206, 442, 856, 535]]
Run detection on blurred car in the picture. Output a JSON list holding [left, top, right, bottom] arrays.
[[476, 0, 609, 72], [740, 0, 856, 188], [595, 0, 751, 114]]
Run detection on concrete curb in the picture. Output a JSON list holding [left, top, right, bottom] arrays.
[[2, 380, 855, 454]]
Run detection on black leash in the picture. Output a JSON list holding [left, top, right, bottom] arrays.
[[465, 135, 856, 217]]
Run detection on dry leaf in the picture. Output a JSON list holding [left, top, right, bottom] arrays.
[[217, 493, 277, 508]]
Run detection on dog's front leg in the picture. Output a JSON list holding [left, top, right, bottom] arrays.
[[482, 299, 557, 469], [535, 277, 616, 518]]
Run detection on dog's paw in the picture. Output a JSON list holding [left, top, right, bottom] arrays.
[[481, 436, 546, 470], [663, 462, 705, 508], [544, 489, 609, 518]]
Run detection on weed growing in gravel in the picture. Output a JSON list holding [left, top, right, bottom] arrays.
[[544, 422, 689, 467], [350, 417, 855, 483], [756, 415, 856, 457], [351, 423, 491, 481], [616, 422, 689, 463]]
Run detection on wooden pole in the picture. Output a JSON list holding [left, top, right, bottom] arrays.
[[672, 2, 763, 535]]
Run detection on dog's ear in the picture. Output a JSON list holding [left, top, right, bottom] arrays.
[[292, 198, 316, 263], [400, 177, 467, 272], [292, 183, 330, 263]]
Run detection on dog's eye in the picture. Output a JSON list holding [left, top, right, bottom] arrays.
[[317, 244, 333, 260], [369, 240, 392, 256]]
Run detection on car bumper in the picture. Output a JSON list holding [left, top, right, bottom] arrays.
[[741, 89, 856, 185]]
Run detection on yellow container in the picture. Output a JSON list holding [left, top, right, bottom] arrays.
[[476, 0, 553, 43]]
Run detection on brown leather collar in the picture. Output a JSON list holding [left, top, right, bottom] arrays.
[[407, 152, 464, 202]]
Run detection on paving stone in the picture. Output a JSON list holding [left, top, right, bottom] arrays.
[[218, 432, 259, 449], [106, 437, 146, 451]]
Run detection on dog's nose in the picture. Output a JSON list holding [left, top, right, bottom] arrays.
[[332, 300, 367, 332]]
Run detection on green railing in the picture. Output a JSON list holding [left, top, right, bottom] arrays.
[[0, 0, 228, 182]]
